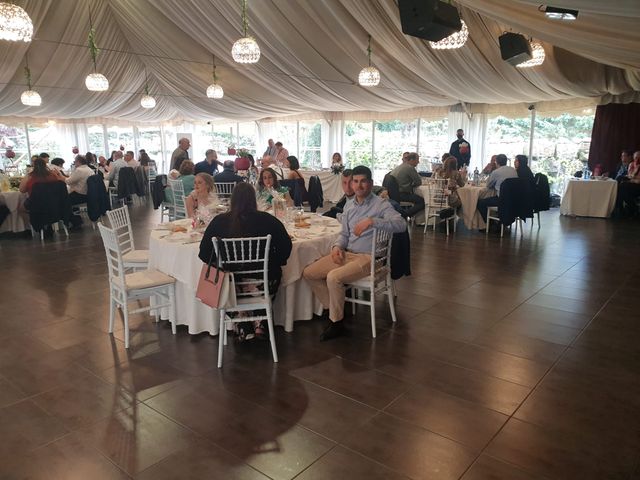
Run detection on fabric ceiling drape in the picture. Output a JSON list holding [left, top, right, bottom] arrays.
[[588, 103, 640, 173]]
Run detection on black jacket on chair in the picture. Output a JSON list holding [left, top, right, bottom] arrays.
[[29, 181, 71, 231], [382, 173, 402, 203], [86, 174, 110, 221], [308, 175, 324, 212], [134, 166, 147, 197], [116, 167, 137, 199], [280, 178, 307, 206], [498, 178, 534, 226], [391, 229, 411, 280], [152, 174, 167, 209], [533, 173, 551, 213]]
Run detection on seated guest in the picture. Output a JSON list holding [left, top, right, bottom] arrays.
[[287, 156, 304, 181], [440, 156, 466, 209], [107, 151, 128, 187], [195, 149, 223, 176], [198, 182, 292, 339], [274, 141, 289, 166], [616, 151, 640, 216], [390, 152, 425, 218], [256, 167, 292, 206], [323, 169, 354, 219], [66, 155, 94, 228], [107, 150, 118, 167], [178, 160, 196, 196], [515, 154, 535, 184], [482, 155, 498, 175], [50, 158, 67, 177], [138, 150, 153, 168], [124, 150, 139, 168], [214, 160, 245, 185], [247, 154, 259, 181], [186, 172, 219, 220], [85, 152, 97, 169], [476, 153, 517, 223], [19, 158, 62, 195], [611, 150, 632, 181], [302, 166, 406, 341], [331, 152, 343, 167], [97, 155, 109, 173]]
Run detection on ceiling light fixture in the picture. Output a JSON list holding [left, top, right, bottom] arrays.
[[358, 35, 380, 87], [0, 2, 32, 42], [429, 19, 468, 49], [231, 0, 260, 64], [540, 5, 578, 20], [20, 53, 41, 106], [85, 6, 109, 91], [140, 69, 156, 108], [516, 40, 545, 68], [206, 54, 224, 99]]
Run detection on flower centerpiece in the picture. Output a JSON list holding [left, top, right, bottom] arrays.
[[235, 148, 251, 171], [227, 145, 236, 156], [5, 148, 15, 159], [72, 146, 79, 154]]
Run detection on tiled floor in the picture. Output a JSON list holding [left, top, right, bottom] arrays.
[[1, 204, 639, 479]]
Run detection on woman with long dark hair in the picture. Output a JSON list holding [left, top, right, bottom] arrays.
[[19, 158, 62, 195], [198, 182, 292, 339], [256, 167, 292, 206]]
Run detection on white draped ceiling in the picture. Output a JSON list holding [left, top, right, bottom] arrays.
[[0, 0, 638, 124]]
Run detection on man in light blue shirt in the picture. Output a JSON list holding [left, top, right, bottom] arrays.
[[477, 154, 517, 222], [303, 165, 406, 341], [107, 151, 128, 187]]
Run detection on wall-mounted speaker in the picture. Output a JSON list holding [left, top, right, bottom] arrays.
[[398, 0, 462, 42], [499, 32, 532, 66]]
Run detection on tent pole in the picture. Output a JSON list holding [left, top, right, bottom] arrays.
[[528, 107, 536, 164]]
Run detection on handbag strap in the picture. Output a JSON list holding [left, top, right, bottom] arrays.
[[205, 237, 223, 284]]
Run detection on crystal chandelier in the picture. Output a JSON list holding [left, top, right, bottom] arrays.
[[231, 0, 260, 64], [140, 70, 156, 108], [206, 54, 224, 98], [516, 41, 545, 68], [358, 35, 380, 87], [0, 3, 33, 42], [85, 8, 109, 91], [429, 20, 469, 50], [20, 55, 41, 106]]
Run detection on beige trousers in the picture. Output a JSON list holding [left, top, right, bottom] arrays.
[[302, 252, 371, 322]]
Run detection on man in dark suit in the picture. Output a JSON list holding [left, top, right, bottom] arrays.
[[449, 129, 471, 169], [214, 160, 245, 184]]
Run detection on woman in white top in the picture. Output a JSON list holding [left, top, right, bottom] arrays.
[[186, 172, 219, 222]]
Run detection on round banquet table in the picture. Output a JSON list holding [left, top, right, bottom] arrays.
[[0, 190, 29, 233], [148, 215, 341, 335], [560, 178, 617, 218], [415, 183, 486, 229]]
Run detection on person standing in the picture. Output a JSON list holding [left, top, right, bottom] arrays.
[[170, 137, 190, 171], [450, 129, 471, 169], [303, 166, 406, 341], [263, 139, 277, 159], [195, 149, 223, 176]]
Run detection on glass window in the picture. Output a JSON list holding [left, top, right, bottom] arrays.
[[137, 125, 163, 170], [211, 123, 237, 158], [374, 119, 418, 174], [238, 122, 257, 156], [271, 122, 297, 157], [107, 126, 134, 154], [28, 123, 64, 159], [344, 121, 373, 170], [419, 118, 449, 171], [87, 125, 105, 158], [299, 121, 322, 169], [0, 123, 29, 172], [531, 113, 594, 194]]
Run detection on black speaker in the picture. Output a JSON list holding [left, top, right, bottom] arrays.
[[398, 0, 462, 42], [499, 32, 532, 66]]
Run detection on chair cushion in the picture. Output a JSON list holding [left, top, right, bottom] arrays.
[[122, 249, 149, 264], [113, 269, 175, 290]]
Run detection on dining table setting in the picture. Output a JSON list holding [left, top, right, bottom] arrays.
[[148, 206, 342, 335]]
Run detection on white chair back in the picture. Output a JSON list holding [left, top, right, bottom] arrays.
[[213, 235, 272, 303], [168, 178, 187, 219], [97, 222, 127, 287], [425, 178, 449, 208], [214, 182, 236, 199], [369, 228, 393, 288], [106, 205, 135, 254]]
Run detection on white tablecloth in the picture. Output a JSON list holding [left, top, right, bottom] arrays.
[[0, 191, 29, 233], [560, 179, 617, 218], [415, 183, 485, 229], [148, 216, 341, 335]]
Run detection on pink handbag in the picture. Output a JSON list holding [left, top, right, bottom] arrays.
[[196, 246, 234, 308]]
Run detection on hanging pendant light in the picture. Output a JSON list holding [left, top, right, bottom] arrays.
[[231, 0, 260, 64], [429, 20, 469, 50], [85, 7, 109, 91], [140, 69, 156, 108], [20, 54, 41, 106], [516, 41, 545, 68], [358, 35, 380, 87], [0, 3, 33, 42], [206, 55, 224, 98]]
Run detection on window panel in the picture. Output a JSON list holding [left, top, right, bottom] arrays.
[[87, 125, 105, 158], [0, 123, 29, 172], [419, 118, 449, 170], [299, 121, 321, 169], [374, 119, 418, 173]]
